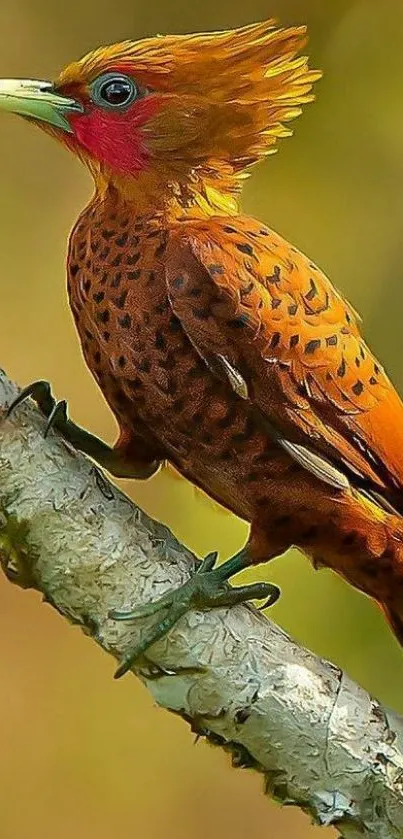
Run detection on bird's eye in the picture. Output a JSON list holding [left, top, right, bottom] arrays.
[[91, 73, 138, 110]]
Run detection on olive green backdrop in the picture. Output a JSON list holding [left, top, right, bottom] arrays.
[[0, 1, 402, 837]]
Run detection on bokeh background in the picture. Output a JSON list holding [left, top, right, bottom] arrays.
[[0, 0, 402, 836]]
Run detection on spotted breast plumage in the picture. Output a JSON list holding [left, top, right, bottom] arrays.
[[2, 18, 403, 675]]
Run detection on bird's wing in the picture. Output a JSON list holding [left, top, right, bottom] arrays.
[[166, 216, 403, 506]]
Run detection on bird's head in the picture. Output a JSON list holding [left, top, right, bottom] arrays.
[[0, 20, 320, 213]]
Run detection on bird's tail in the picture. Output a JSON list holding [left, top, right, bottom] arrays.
[[303, 486, 403, 646]]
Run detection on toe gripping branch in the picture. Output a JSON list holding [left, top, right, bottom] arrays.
[[7, 380, 63, 436], [109, 549, 280, 679]]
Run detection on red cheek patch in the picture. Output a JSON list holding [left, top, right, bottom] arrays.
[[68, 96, 160, 176]]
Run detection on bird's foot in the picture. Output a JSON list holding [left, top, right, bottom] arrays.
[[6, 379, 70, 437], [109, 550, 280, 679], [6, 379, 96, 449]]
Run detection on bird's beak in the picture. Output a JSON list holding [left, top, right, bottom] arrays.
[[0, 79, 83, 132]]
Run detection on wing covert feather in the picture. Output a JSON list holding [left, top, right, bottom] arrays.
[[166, 216, 403, 502]]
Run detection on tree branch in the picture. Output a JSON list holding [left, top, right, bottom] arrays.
[[0, 368, 403, 838]]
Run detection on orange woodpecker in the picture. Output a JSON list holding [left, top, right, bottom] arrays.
[[2, 20, 403, 676]]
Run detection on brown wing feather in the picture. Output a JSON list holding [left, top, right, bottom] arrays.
[[166, 216, 403, 506]]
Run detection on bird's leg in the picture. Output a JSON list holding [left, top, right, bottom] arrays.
[[110, 548, 280, 678], [6, 380, 160, 479]]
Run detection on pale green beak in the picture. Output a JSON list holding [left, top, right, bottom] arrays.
[[0, 79, 83, 132]]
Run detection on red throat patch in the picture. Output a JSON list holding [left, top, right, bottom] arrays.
[[67, 95, 161, 176]]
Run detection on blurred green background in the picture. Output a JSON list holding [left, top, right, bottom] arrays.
[[0, 0, 402, 837]]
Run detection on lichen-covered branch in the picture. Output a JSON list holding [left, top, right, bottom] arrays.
[[0, 368, 402, 838]]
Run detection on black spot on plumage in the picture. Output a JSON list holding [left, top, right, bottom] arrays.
[[271, 298, 281, 310], [274, 514, 292, 527], [128, 377, 142, 390], [93, 291, 105, 304], [113, 290, 127, 309], [103, 331, 110, 342], [342, 531, 357, 546], [169, 315, 181, 332], [288, 303, 298, 316], [270, 332, 281, 349], [326, 335, 338, 347], [290, 334, 299, 348], [360, 346, 365, 360], [155, 331, 166, 350], [369, 376, 377, 385], [305, 278, 318, 301], [127, 252, 140, 266], [127, 270, 141, 281], [259, 229, 270, 236], [223, 225, 236, 234], [245, 471, 259, 483], [99, 246, 110, 260], [190, 286, 202, 297], [90, 240, 99, 254], [173, 275, 185, 289], [337, 358, 347, 377], [240, 281, 254, 298], [147, 271, 156, 286], [194, 306, 210, 321], [118, 355, 126, 368], [83, 279, 91, 293], [102, 229, 114, 240], [94, 351, 101, 364], [139, 359, 151, 373], [267, 266, 281, 284], [85, 258, 92, 271], [228, 314, 249, 328], [111, 254, 122, 268], [155, 299, 170, 316], [100, 271, 108, 285], [84, 329, 93, 341], [355, 357, 361, 367], [116, 232, 128, 248], [119, 313, 132, 329], [97, 309, 110, 324], [374, 363, 380, 375], [146, 228, 160, 238], [305, 339, 321, 354], [111, 272, 122, 288], [352, 380, 364, 396], [173, 397, 186, 412], [70, 263, 79, 278], [236, 242, 254, 256]]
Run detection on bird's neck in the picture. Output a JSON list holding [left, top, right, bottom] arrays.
[[94, 164, 241, 222]]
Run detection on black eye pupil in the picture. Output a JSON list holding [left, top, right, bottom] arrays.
[[101, 79, 133, 105]]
